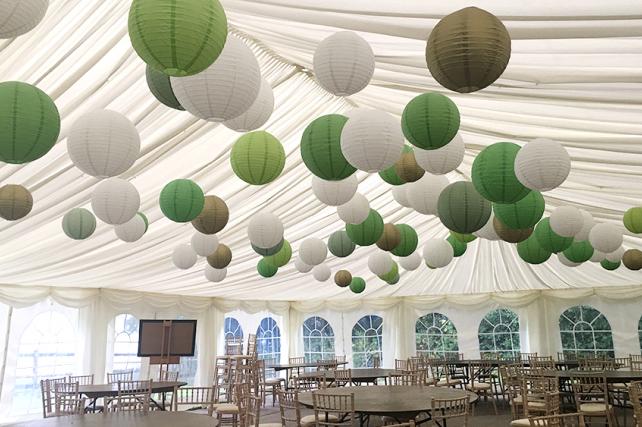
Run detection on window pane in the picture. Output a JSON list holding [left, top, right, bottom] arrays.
[[303, 317, 335, 363], [559, 305, 613, 357], [351, 315, 383, 367], [111, 314, 141, 378], [416, 313, 459, 358], [476, 309, 521, 358], [257, 317, 281, 361]]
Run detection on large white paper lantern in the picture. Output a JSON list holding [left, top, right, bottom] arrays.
[[368, 251, 393, 276], [589, 223, 623, 254], [0, 0, 48, 38], [550, 206, 583, 238], [313, 31, 375, 96], [392, 185, 412, 208], [337, 193, 370, 224], [340, 109, 404, 172], [91, 178, 140, 225], [171, 36, 261, 122], [299, 238, 327, 266], [474, 212, 501, 241], [247, 211, 283, 249], [114, 213, 147, 242], [557, 252, 580, 267], [399, 252, 422, 271], [407, 174, 449, 215], [191, 231, 219, 256], [204, 265, 227, 282], [414, 133, 465, 175], [295, 257, 313, 273], [312, 175, 358, 206], [575, 209, 595, 241], [423, 239, 454, 268], [223, 78, 274, 132], [67, 110, 140, 178], [605, 246, 625, 263], [312, 264, 331, 282], [172, 244, 197, 269], [514, 138, 571, 191]]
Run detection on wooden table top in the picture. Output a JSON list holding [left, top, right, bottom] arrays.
[[541, 369, 642, 382], [268, 361, 348, 371], [298, 385, 477, 416], [3, 412, 218, 427], [79, 382, 186, 398], [299, 368, 397, 381]]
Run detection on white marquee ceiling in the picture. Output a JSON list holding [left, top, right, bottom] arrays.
[[0, 0, 641, 301]]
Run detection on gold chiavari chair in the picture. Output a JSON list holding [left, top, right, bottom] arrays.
[[579, 358, 616, 371], [529, 356, 556, 370], [522, 353, 538, 364], [628, 381, 642, 427], [432, 362, 463, 389], [388, 370, 424, 386], [429, 396, 469, 427], [395, 359, 408, 371], [316, 359, 339, 371], [107, 370, 134, 383], [528, 413, 586, 426], [510, 379, 560, 426], [159, 369, 179, 382], [501, 365, 525, 420], [54, 382, 85, 416], [467, 361, 498, 415], [569, 371, 616, 426], [333, 368, 352, 387], [312, 391, 356, 427], [111, 380, 152, 413], [174, 386, 215, 414], [40, 377, 67, 418], [277, 389, 325, 427], [68, 374, 94, 385]]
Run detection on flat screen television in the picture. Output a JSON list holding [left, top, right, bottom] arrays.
[[136, 319, 197, 357]]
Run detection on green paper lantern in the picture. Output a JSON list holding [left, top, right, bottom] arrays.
[[451, 232, 477, 243], [517, 236, 551, 265], [379, 145, 412, 185], [402, 92, 460, 150], [472, 142, 531, 204], [624, 207, 642, 234], [447, 235, 467, 257], [146, 65, 184, 110], [438, 182, 492, 233], [601, 259, 620, 271], [387, 274, 400, 285], [301, 114, 355, 181], [264, 240, 292, 268], [0, 82, 60, 164], [493, 191, 545, 229], [390, 224, 419, 257], [349, 277, 366, 294], [230, 131, 285, 185], [62, 208, 96, 240], [258, 258, 278, 278], [328, 230, 356, 258], [159, 179, 205, 222], [138, 212, 149, 232], [563, 240, 594, 263], [346, 209, 384, 246], [128, 0, 228, 77], [379, 262, 399, 282], [252, 239, 284, 257], [534, 218, 573, 253]]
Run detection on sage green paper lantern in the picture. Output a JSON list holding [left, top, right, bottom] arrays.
[[447, 235, 467, 257], [128, 0, 228, 77], [391, 224, 419, 257], [534, 218, 573, 253], [264, 240, 292, 268], [517, 236, 551, 265], [438, 182, 491, 233], [252, 239, 283, 257], [231, 131, 285, 185], [563, 240, 594, 263], [600, 259, 620, 271], [349, 277, 366, 294], [493, 191, 545, 229], [301, 114, 355, 181], [624, 207, 642, 234], [472, 142, 531, 204], [160, 179, 205, 222], [346, 209, 384, 246], [451, 232, 477, 243], [258, 258, 278, 278], [379, 262, 399, 282], [387, 274, 400, 285], [146, 65, 184, 110], [402, 92, 460, 150], [0, 82, 60, 164], [328, 230, 355, 257], [62, 208, 96, 240]]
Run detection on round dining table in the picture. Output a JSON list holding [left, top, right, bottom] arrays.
[[3, 412, 219, 427], [79, 381, 186, 411], [541, 369, 642, 383], [298, 368, 397, 384]]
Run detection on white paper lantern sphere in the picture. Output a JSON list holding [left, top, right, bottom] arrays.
[[473, 212, 501, 241], [312, 264, 331, 282], [340, 109, 404, 172], [337, 193, 370, 224], [557, 252, 580, 267], [171, 36, 261, 122], [605, 246, 625, 263], [91, 178, 140, 225], [423, 239, 454, 268], [0, 0, 48, 39], [407, 174, 449, 215], [368, 251, 393, 276], [67, 110, 140, 178], [550, 206, 583, 238], [204, 265, 227, 282], [575, 209, 595, 241], [313, 31, 375, 96], [398, 252, 422, 271], [392, 185, 412, 208], [312, 175, 358, 206], [172, 244, 197, 269], [223, 78, 274, 132], [114, 213, 146, 242], [588, 223, 623, 254], [191, 231, 219, 257], [295, 257, 314, 273], [247, 211, 284, 249], [414, 133, 465, 175], [590, 250, 605, 263], [514, 138, 571, 191], [299, 238, 327, 266]]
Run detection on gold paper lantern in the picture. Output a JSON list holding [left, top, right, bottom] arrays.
[[0, 184, 33, 220], [376, 223, 402, 251], [207, 243, 232, 269], [191, 195, 229, 234], [394, 151, 425, 183], [493, 217, 533, 243], [622, 249, 642, 271], [334, 270, 352, 288]]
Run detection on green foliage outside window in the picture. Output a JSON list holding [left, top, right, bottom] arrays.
[[559, 305, 614, 359], [352, 315, 383, 367], [303, 316, 335, 363], [478, 308, 521, 359], [416, 313, 459, 358]]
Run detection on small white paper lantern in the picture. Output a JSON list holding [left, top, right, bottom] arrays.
[[312, 175, 358, 206], [114, 213, 147, 242], [514, 138, 571, 191], [0, 0, 48, 39], [474, 212, 501, 241], [191, 231, 219, 256], [67, 110, 140, 178], [588, 223, 623, 254], [313, 31, 375, 96], [558, 252, 580, 267], [312, 264, 331, 282], [299, 238, 327, 266], [407, 174, 449, 215], [423, 239, 454, 268], [340, 109, 404, 172], [605, 246, 625, 263], [414, 133, 465, 175], [91, 178, 140, 225], [171, 36, 261, 122], [398, 252, 422, 271], [392, 185, 412, 208], [223, 78, 274, 132], [204, 265, 227, 282], [295, 257, 313, 273], [247, 211, 284, 249], [368, 251, 393, 276], [550, 206, 583, 238], [575, 209, 595, 241], [337, 193, 370, 224], [172, 244, 197, 269], [590, 250, 605, 263]]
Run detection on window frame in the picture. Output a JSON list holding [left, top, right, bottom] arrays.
[[351, 315, 383, 368], [478, 308, 521, 359], [559, 305, 614, 359], [256, 316, 281, 362], [302, 316, 335, 363], [415, 312, 459, 358]]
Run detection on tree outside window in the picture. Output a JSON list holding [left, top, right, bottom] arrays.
[[303, 316, 335, 363], [351, 315, 383, 368], [415, 313, 459, 358], [559, 305, 614, 358], [478, 308, 521, 359], [256, 317, 281, 362]]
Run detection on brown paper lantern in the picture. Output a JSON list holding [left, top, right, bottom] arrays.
[[622, 249, 642, 271], [334, 270, 352, 288], [0, 184, 33, 220], [191, 195, 229, 234], [426, 7, 511, 93], [376, 223, 402, 251], [394, 151, 424, 183], [493, 217, 533, 243], [207, 243, 232, 269]]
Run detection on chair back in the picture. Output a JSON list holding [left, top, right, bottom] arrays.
[[522, 352, 538, 363], [68, 374, 94, 385], [225, 337, 244, 356], [630, 354, 642, 363], [632, 359, 642, 371], [628, 381, 642, 425], [468, 361, 493, 388], [174, 386, 215, 413], [395, 359, 408, 370], [114, 380, 152, 413], [40, 377, 67, 418], [389, 370, 423, 386], [159, 369, 179, 382], [335, 355, 346, 363], [54, 382, 84, 417], [246, 333, 257, 357], [289, 356, 305, 365], [430, 396, 469, 426], [214, 363, 233, 403], [293, 373, 327, 391], [245, 395, 262, 427], [277, 389, 303, 426], [569, 372, 609, 410], [107, 370, 134, 383], [528, 356, 556, 369], [333, 368, 352, 387], [614, 357, 630, 369], [528, 413, 586, 426], [316, 359, 339, 371], [578, 358, 615, 371], [522, 376, 559, 417], [312, 391, 355, 427]]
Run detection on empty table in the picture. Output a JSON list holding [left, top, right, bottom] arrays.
[[3, 412, 218, 427], [542, 369, 642, 383], [79, 381, 186, 411], [299, 368, 397, 384]]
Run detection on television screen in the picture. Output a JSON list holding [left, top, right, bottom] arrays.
[[137, 319, 197, 357]]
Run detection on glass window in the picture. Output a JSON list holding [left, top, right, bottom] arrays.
[[415, 312, 459, 358], [478, 308, 521, 359], [303, 316, 335, 362], [224, 317, 243, 340], [112, 313, 141, 377], [559, 305, 614, 358], [351, 315, 383, 368], [256, 317, 280, 361]]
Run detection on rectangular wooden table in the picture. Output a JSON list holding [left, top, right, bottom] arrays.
[[79, 381, 186, 411]]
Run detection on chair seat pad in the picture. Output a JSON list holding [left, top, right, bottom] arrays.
[[580, 402, 612, 412], [510, 419, 531, 427], [259, 424, 283, 427], [437, 379, 462, 386], [466, 382, 491, 390], [611, 382, 628, 389], [525, 401, 546, 408], [513, 395, 523, 404], [214, 403, 239, 414], [265, 378, 283, 385], [301, 414, 339, 424]]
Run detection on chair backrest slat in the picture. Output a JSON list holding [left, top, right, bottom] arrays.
[[107, 370, 134, 383], [312, 391, 355, 427]]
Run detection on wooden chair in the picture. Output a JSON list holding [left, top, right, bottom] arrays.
[[107, 370, 134, 383], [388, 370, 424, 386], [579, 358, 616, 371], [246, 334, 257, 357], [528, 356, 556, 370], [159, 369, 180, 382], [501, 365, 525, 419], [215, 383, 244, 427], [226, 338, 244, 356], [333, 368, 352, 387], [316, 359, 339, 371], [335, 355, 347, 363], [111, 380, 152, 413], [528, 413, 586, 426], [395, 359, 408, 371], [432, 362, 463, 389], [569, 371, 616, 425], [256, 359, 285, 406], [510, 386, 560, 426], [429, 396, 469, 427], [293, 372, 327, 391], [277, 389, 319, 427], [312, 391, 355, 427], [628, 381, 642, 427], [68, 374, 94, 385], [522, 353, 538, 363], [467, 361, 498, 415], [53, 382, 85, 416], [40, 377, 67, 418], [174, 386, 215, 414]]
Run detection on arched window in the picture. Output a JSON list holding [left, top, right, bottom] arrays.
[[351, 315, 383, 368], [416, 313, 459, 358], [478, 308, 521, 358], [303, 316, 335, 362], [112, 313, 141, 376], [559, 305, 614, 358], [256, 317, 281, 361], [224, 317, 243, 340]]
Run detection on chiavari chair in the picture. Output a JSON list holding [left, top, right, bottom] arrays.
[[569, 371, 617, 425], [429, 396, 469, 427], [312, 391, 355, 427]]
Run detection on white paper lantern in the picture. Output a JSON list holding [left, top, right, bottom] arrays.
[[191, 231, 219, 256], [313, 31, 374, 96], [605, 246, 625, 263], [295, 257, 313, 273], [204, 265, 227, 282], [407, 174, 449, 215], [588, 223, 623, 254], [223, 78, 274, 132], [550, 206, 583, 238], [337, 193, 370, 224], [247, 211, 284, 249], [299, 238, 327, 266], [114, 213, 146, 242], [557, 252, 580, 267], [575, 209, 595, 241], [312, 264, 331, 282], [171, 36, 261, 122], [423, 239, 454, 268], [312, 175, 358, 206], [474, 212, 501, 241], [514, 138, 571, 191], [340, 109, 404, 172], [368, 251, 393, 276], [91, 178, 140, 225], [392, 185, 412, 208], [172, 244, 197, 269], [67, 110, 140, 178], [414, 133, 465, 175], [590, 250, 605, 263], [398, 252, 422, 271], [0, 0, 48, 38]]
